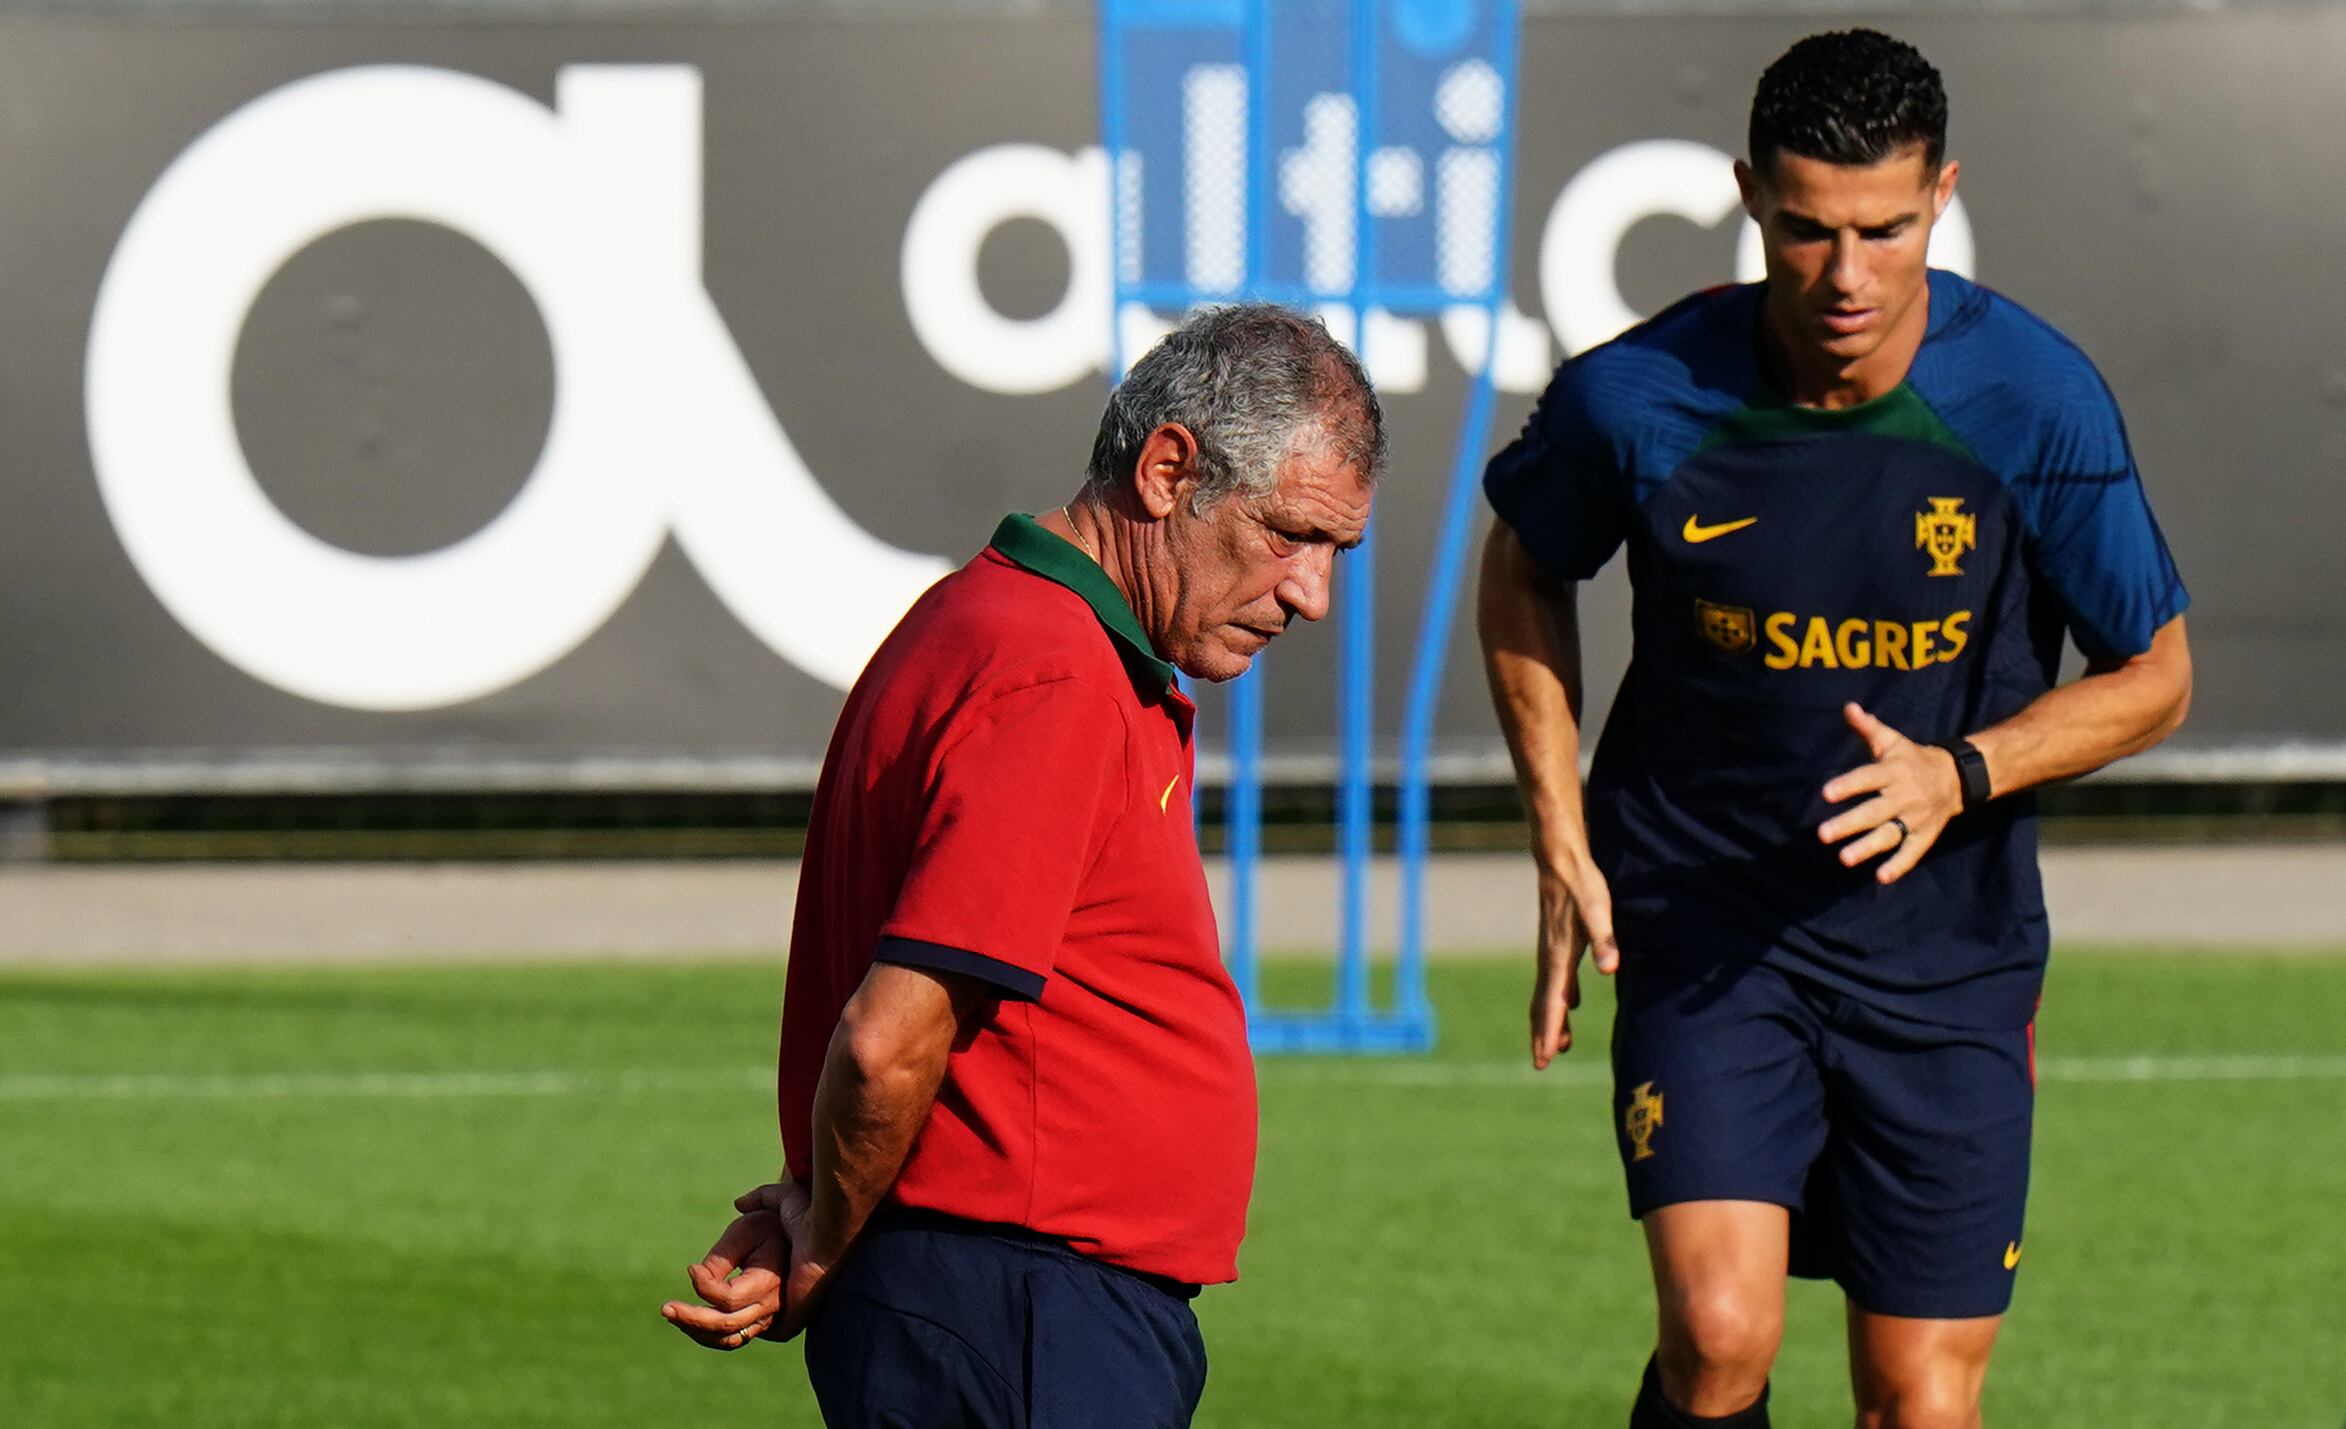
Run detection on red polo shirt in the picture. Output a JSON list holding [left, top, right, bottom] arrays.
[[776, 513, 1257, 1286]]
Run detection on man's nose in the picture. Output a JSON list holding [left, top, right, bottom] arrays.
[[1278, 547, 1336, 624], [1828, 233, 1864, 294]]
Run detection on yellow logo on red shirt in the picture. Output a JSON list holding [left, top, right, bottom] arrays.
[[1159, 775, 1181, 813]]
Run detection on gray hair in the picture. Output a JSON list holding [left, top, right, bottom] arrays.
[[1085, 304, 1385, 511]]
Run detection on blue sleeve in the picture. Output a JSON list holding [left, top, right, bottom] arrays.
[[1482, 359, 1631, 582], [2011, 371, 2189, 661]]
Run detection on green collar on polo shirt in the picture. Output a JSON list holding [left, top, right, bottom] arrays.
[[989, 513, 1179, 693]]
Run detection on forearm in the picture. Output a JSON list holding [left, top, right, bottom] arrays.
[[1477, 525, 1595, 879], [802, 975, 962, 1270], [1968, 615, 2193, 800]]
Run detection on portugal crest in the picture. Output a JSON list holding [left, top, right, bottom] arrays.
[[1694, 599, 1756, 654], [1916, 497, 1978, 578], [1625, 1081, 1665, 1162]]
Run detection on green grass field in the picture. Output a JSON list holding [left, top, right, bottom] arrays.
[[3, 951, 2342, 1427]]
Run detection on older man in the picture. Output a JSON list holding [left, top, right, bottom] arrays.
[[661, 304, 1381, 1427]]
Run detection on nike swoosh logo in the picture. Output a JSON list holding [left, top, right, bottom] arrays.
[[1160, 775, 1181, 813], [1682, 515, 1759, 543], [2004, 1242, 2024, 1270]]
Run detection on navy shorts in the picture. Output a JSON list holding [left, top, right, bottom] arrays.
[[803, 1209, 1208, 1428], [1610, 955, 2036, 1320]]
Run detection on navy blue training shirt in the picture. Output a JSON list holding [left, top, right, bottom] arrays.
[[1485, 271, 2188, 1029]]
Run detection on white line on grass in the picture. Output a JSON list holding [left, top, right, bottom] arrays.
[[3, 1055, 2346, 1102], [0, 1068, 771, 1101], [2038, 1053, 2346, 1083], [1255, 1053, 2346, 1090]]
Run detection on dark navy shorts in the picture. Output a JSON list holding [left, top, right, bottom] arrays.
[[803, 1209, 1208, 1428], [1610, 955, 2036, 1320]]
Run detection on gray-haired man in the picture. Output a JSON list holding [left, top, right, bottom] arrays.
[[661, 304, 1382, 1427]]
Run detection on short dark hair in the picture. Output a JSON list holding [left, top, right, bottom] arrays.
[[1748, 29, 1947, 177], [1087, 303, 1385, 512]]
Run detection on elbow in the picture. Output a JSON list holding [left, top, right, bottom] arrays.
[[2155, 669, 2192, 744], [827, 962, 971, 1104], [2122, 617, 2193, 753], [2140, 656, 2194, 750], [837, 1016, 916, 1095], [834, 1000, 950, 1098], [2145, 615, 2193, 747]]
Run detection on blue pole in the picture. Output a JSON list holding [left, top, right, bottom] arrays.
[[1224, 0, 1272, 1024], [1337, 506, 1375, 1027], [1399, 317, 1502, 1025], [1333, 0, 1383, 1039], [1230, 665, 1263, 1011], [1398, 0, 1523, 1039]]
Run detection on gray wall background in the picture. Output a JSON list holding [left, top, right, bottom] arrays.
[[3, 7, 2339, 791]]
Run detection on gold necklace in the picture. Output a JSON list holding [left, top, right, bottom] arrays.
[[1061, 505, 1098, 562]]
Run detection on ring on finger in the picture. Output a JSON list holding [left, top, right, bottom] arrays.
[[1887, 816, 1910, 846]]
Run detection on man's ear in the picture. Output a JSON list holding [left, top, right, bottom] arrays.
[[1931, 157, 1961, 219], [1131, 424, 1199, 521], [1733, 157, 1764, 223]]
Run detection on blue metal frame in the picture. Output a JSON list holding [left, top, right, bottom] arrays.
[[1100, 0, 1520, 1054]]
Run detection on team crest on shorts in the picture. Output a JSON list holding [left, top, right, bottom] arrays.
[[1915, 497, 1978, 577], [1625, 1081, 1665, 1161], [1694, 599, 1756, 655]]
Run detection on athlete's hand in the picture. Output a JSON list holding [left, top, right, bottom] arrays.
[[661, 1181, 827, 1348], [662, 1193, 785, 1350], [1818, 703, 1963, 885], [1530, 858, 1620, 1069]]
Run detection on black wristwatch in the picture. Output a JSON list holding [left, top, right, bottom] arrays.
[[1935, 737, 1993, 811]]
